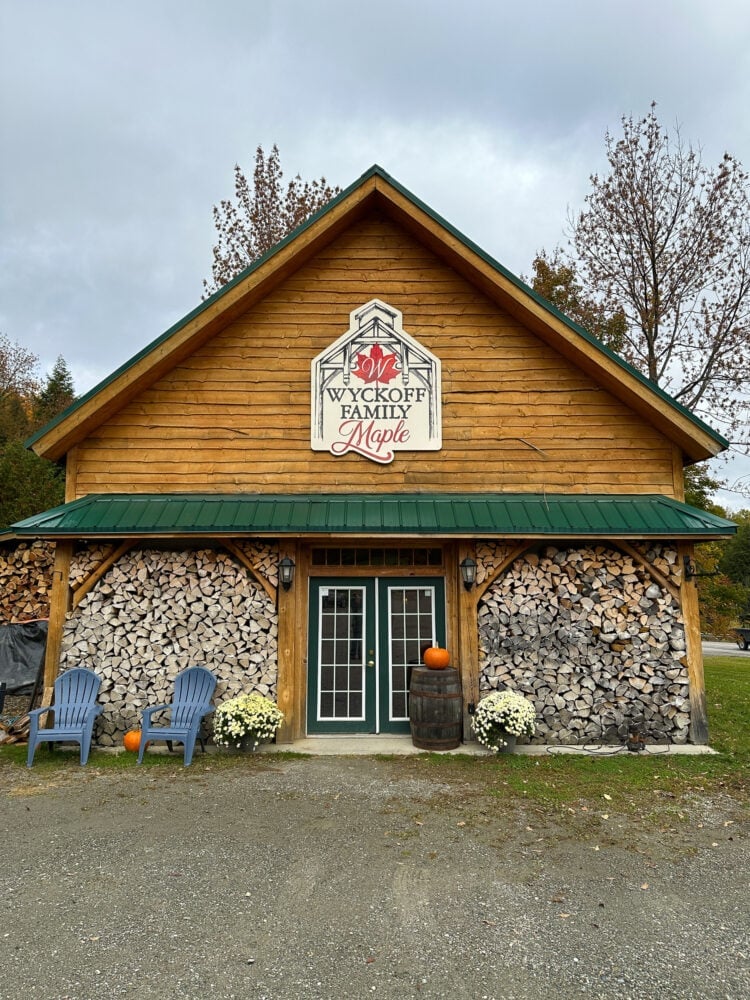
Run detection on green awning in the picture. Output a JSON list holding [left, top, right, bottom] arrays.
[[11, 493, 737, 539]]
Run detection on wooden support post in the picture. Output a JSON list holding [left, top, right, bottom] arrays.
[[276, 541, 300, 743], [42, 540, 73, 707], [671, 445, 685, 502], [457, 542, 479, 741], [64, 446, 79, 502], [293, 545, 310, 740], [678, 542, 709, 744]]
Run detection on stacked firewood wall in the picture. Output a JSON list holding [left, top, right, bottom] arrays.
[[59, 544, 279, 745], [0, 541, 54, 622], [477, 544, 689, 743]]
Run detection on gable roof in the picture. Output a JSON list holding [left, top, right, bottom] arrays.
[[26, 165, 728, 463]]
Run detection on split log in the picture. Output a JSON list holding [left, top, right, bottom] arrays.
[[60, 545, 279, 746], [479, 544, 689, 744], [0, 541, 55, 622]]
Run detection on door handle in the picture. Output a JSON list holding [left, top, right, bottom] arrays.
[[367, 659, 375, 668]]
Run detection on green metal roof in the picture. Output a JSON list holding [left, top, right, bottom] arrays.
[[25, 165, 728, 455], [11, 493, 736, 539]]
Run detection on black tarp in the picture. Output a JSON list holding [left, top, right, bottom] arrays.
[[0, 621, 48, 694]]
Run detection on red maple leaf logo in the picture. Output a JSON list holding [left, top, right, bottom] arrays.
[[352, 344, 400, 384]]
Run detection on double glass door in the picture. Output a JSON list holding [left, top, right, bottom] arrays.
[[307, 577, 446, 734]]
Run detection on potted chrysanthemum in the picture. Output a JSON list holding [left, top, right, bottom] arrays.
[[213, 692, 284, 751], [472, 690, 536, 753]]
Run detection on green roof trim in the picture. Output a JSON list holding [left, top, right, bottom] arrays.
[[25, 165, 728, 453], [11, 493, 737, 539]]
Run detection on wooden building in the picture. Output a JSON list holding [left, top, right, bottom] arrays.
[[15, 166, 736, 747]]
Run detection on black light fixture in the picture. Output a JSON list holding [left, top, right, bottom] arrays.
[[460, 556, 477, 590], [683, 554, 697, 581], [683, 554, 719, 581], [279, 556, 295, 591]]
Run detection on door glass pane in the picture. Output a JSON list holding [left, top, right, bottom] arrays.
[[318, 587, 366, 721], [388, 586, 435, 722]]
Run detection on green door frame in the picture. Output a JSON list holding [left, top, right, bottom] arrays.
[[307, 576, 445, 735], [377, 577, 446, 734], [307, 578, 376, 734]]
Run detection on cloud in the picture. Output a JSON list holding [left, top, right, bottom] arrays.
[[2, 0, 749, 497]]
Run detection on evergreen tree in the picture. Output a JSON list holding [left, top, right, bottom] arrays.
[[33, 355, 75, 431]]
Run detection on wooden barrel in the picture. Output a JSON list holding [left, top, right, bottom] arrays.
[[409, 666, 462, 750]]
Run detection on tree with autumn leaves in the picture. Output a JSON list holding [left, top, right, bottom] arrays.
[[0, 335, 75, 529], [203, 144, 340, 297], [530, 103, 750, 471]]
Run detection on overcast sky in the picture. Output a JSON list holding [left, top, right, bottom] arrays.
[[2, 0, 749, 505]]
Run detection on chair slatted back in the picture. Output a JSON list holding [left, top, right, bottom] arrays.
[[172, 666, 217, 728], [54, 668, 102, 727]]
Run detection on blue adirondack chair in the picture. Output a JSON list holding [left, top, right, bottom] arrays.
[[26, 667, 103, 767], [138, 665, 217, 766]]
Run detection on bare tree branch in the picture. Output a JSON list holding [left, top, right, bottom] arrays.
[[551, 104, 750, 452], [203, 145, 341, 297]]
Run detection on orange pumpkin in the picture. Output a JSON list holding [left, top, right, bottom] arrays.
[[423, 646, 450, 669], [123, 730, 142, 752]]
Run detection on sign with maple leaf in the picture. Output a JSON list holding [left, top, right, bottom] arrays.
[[352, 344, 401, 385], [311, 299, 442, 464]]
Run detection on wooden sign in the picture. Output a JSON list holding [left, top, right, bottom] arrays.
[[311, 299, 441, 464]]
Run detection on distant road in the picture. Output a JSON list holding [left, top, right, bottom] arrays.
[[702, 638, 749, 657]]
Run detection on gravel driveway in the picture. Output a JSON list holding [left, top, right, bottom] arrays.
[[1, 754, 747, 1000]]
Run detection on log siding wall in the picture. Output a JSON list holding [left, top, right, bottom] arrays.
[[72, 215, 676, 497]]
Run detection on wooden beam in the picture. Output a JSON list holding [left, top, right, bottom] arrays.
[[672, 445, 685, 502], [72, 541, 136, 609], [275, 541, 300, 742], [221, 539, 277, 604], [42, 541, 73, 708], [64, 445, 79, 502], [456, 541, 479, 741], [614, 540, 680, 601], [293, 545, 310, 741], [475, 541, 531, 600], [679, 542, 709, 743]]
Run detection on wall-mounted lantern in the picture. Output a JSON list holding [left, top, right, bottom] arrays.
[[460, 556, 477, 591], [279, 556, 296, 591]]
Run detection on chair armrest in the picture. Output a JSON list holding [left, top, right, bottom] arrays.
[[27, 705, 53, 721]]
